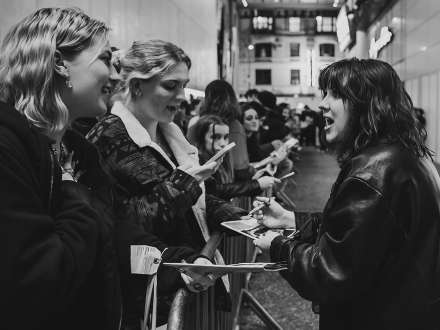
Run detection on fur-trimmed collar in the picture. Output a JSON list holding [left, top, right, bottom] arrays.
[[111, 101, 199, 169], [110, 101, 229, 290]]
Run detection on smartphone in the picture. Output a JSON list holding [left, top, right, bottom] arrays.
[[205, 142, 236, 165]]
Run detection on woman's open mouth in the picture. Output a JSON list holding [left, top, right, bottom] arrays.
[[324, 117, 334, 130]]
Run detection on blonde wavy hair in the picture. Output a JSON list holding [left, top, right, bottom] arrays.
[[0, 7, 110, 134], [112, 39, 191, 106]]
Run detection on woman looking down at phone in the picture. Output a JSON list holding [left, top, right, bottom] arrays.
[[87, 40, 248, 324], [252, 58, 440, 330], [190, 115, 280, 201]]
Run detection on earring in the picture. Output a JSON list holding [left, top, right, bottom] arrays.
[[66, 79, 73, 89]]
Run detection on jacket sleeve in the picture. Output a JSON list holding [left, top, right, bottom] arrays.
[[270, 177, 396, 304], [114, 202, 201, 295], [216, 179, 262, 200], [121, 168, 202, 235], [0, 146, 100, 327], [294, 211, 322, 244], [205, 194, 249, 231], [89, 124, 202, 235]]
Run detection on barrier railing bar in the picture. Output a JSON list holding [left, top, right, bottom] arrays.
[[167, 231, 224, 329], [241, 289, 284, 330]]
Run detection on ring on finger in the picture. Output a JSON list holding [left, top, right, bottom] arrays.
[[193, 283, 205, 291]]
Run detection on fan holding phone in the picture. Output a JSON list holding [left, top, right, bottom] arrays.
[[190, 115, 280, 201]]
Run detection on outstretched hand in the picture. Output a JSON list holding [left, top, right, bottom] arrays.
[[253, 230, 281, 256], [179, 258, 219, 293], [252, 196, 296, 229], [178, 158, 223, 184]]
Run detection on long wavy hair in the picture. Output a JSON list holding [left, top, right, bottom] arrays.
[[112, 40, 191, 107], [0, 7, 109, 134], [199, 80, 241, 125], [319, 58, 433, 164], [190, 115, 234, 184]]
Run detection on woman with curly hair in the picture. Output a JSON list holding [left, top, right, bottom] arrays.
[[254, 58, 440, 330]]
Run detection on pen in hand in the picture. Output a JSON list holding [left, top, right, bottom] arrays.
[[248, 197, 275, 216]]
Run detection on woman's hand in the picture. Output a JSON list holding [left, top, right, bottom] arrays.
[[254, 230, 281, 256], [178, 159, 222, 184], [179, 258, 219, 293], [257, 176, 281, 190], [271, 140, 283, 150], [252, 196, 296, 229], [271, 148, 288, 165], [252, 169, 266, 180], [61, 152, 85, 182]]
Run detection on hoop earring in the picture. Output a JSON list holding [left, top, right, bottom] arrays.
[[66, 79, 73, 89]]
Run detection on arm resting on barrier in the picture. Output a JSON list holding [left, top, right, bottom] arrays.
[[167, 231, 224, 329]]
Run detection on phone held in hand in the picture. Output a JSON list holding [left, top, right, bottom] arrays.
[[205, 142, 236, 165]]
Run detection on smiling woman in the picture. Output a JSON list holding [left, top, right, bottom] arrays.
[[87, 39, 249, 328]]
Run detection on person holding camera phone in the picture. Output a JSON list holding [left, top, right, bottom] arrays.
[[189, 115, 280, 201], [87, 40, 249, 327]]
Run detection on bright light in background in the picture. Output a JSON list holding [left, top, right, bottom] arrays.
[[316, 16, 322, 21], [242, 0, 248, 7], [392, 17, 401, 24], [421, 47, 427, 51], [248, 45, 254, 50], [347, 13, 354, 19], [185, 88, 205, 101], [333, 0, 339, 7]]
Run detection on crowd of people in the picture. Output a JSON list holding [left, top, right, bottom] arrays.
[[1, 6, 440, 330]]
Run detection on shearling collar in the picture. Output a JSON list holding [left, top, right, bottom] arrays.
[[111, 101, 199, 169]]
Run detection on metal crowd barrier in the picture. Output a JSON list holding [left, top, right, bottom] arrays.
[[167, 196, 255, 330]]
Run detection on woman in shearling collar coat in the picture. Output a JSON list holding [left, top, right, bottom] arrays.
[[87, 39, 248, 329]]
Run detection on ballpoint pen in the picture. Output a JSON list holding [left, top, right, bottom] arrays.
[[248, 197, 275, 216]]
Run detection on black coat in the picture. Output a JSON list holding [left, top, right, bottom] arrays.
[[271, 142, 440, 329], [0, 102, 199, 330]]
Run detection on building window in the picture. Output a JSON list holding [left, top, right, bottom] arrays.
[[255, 43, 272, 58], [317, 17, 336, 32], [291, 70, 300, 85], [289, 17, 301, 32], [319, 44, 335, 57], [253, 16, 273, 30], [290, 43, 300, 57], [256, 69, 271, 85]]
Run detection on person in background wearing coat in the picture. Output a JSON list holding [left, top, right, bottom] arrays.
[[190, 80, 257, 181], [190, 114, 280, 200], [253, 58, 440, 330], [0, 8, 214, 330]]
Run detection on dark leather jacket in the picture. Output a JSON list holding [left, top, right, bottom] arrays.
[[271, 142, 440, 329]]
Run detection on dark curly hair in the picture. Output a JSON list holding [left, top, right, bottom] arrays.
[[319, 58, 433, 164]]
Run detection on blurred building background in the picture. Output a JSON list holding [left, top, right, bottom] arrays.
[[1, 0, 439, 160], [0, 0, 239, 94], [337, 0, 440, 162], [237, 0, 344, 109]]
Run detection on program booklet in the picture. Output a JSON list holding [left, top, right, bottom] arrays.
[[163, 261, 288, 276], [221, 219, 298, 240]]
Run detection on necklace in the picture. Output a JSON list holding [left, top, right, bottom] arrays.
[[52, 141, 67, 165]]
